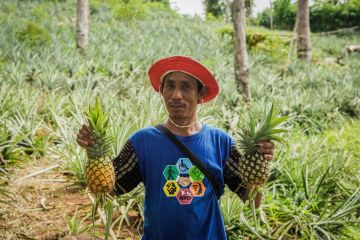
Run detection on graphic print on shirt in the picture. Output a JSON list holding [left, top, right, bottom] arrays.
[[163, 180, 180, 197], [162, 158, 207, 205]]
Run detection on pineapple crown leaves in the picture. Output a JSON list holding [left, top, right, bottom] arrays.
[[85, 97, 112, 158], [239, 102, 289, 154], [85, 97, 110, 134]]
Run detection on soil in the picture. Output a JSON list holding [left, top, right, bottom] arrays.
[[0, 157, 141, 240]]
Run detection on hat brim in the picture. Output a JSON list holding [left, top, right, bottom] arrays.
[[148, 56, 219, 103]]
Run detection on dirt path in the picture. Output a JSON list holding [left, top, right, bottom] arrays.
[[0, 158, 140, 240]]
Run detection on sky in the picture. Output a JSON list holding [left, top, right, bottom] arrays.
[[169, 0, 271, 18]]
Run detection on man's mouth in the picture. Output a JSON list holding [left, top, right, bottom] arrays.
[[169, 102, 185, 108]]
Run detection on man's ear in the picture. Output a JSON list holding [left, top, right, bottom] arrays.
[[198, 86, 208, 102], [159, 82, 164, 95]]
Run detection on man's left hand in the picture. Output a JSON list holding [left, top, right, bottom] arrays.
[[257, 140, 274, 161]]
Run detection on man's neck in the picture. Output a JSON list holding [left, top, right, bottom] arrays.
[[164, 118, 202, 136]]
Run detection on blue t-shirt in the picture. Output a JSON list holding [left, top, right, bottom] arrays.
[[129, 124, 235, 240]]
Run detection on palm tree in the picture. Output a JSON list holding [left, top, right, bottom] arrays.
[[233, 0, 251, 101], [296, 0, 312, 62], [76, 0, 89, 53]]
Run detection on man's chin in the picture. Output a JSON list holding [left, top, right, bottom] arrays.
[[167, 108, 185, 115], [168, 111, 186, 119]]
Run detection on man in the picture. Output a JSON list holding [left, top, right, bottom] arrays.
[[77, 56, 274, 239]]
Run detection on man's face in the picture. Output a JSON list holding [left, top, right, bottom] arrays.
[[161, 72, 203, 120]]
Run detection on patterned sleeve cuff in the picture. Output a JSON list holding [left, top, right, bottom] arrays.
[[112, 140, 142, 196], [224, 145, 247, 197]]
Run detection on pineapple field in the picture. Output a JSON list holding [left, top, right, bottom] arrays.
[[1, 0, 360, 239]]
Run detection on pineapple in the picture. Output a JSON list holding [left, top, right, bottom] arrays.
[[85, 97, 115, 194], [238, 102, 288, 189]]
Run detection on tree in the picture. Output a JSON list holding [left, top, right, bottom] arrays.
[[225, 0, 231, 22], [204, 0, 254, 20], [145, 0, 169, 6], [269, 0, 273, 29], [245, 0, 254, 17], [296, 0, 312, 61], [204, 0, 223, 18], [233, 0, 251, 101], [76, 0, 89, 53]]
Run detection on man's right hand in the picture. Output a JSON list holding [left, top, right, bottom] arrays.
[[76, 124, 96, 149]]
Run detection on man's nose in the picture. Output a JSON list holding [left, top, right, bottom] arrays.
[[171, 87, 182, 99]]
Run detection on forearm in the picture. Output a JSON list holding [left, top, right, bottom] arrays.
[[112, 140, 142, 196], [224, 145, 263, 208]]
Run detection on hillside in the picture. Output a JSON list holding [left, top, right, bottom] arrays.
[[1, 0, 359, 239]]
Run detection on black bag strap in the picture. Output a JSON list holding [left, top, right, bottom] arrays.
[[155, 124, 221, 198]]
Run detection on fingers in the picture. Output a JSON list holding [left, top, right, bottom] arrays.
[[80, 124, 92, 135], [264, 154, 273, 161], [77, 132, 95, 144], [257, 141, 275, 161], [76, 137, 89, 148], [82, 124, 91, 131], [79, 128, 94, 141], [257, 141, 274, 149], [257, 141, 274, 153], [76, 124, 96, 148], [257, 148, 273, 154]]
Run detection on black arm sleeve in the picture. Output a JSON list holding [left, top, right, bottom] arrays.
[[112, 140, 142, 196], [224, 145, 247, 197]]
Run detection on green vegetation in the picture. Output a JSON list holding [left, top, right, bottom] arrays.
[[258, 0, 360, 31], [0, 0, 359, 239]]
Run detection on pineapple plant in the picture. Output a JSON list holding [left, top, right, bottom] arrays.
[[237, 102, 288, 234], [84, 97, 115, 240], [238, 102, 288, 189], [85, 97, 115, 194]]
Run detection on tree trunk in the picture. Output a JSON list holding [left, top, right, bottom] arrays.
[[76, 0, 89, 53], [269, 0, 273, 30], [233, 0, 251, 101], [225, 0, 231, 23], [296, 0, 311, 62]]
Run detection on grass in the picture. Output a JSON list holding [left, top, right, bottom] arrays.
[[0, 0, 359, 239]]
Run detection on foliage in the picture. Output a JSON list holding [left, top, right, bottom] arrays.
[[204, 0, 223, 18], [203, 0, 255, 20], [257, 0, 360, 32], [112, 0, 147, 21], [143, 0, 169, 6], [89, 0, 174, 21], [16, 21, 51, 46], [310, 0, 360, 32], [217, 25, 291, 63], [63, 209, 92, 236]]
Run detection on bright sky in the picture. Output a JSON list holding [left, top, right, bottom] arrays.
[[169, 0, 270, 18]]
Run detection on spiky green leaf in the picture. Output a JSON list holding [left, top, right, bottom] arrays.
[[238, 102, 289, 154]]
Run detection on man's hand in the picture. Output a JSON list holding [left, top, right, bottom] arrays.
[[76, 124, 96, 148], [257, 140, 274, 161], [240, 188, 263, 209]]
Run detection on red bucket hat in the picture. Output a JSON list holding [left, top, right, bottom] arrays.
[[147, 56, 219, 103]]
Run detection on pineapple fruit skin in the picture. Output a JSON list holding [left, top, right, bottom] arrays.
[[239, 152, 270, 187], [85, 156, 115, 193]]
